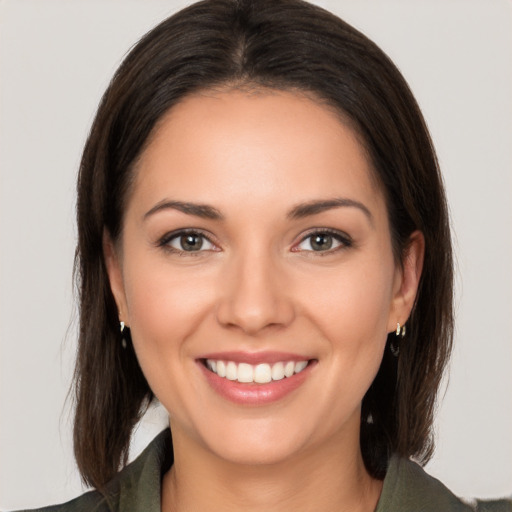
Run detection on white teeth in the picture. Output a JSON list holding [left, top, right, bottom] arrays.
[[217, 360, 226, 378], [271, 362, 285, 381], [226, 361, 237, 380], [284, 361, 295, 378], [205, 359, 309, 383], [294, 361, 308, 373], [254, 364, 272, 383], [237, 363, 253, 383]]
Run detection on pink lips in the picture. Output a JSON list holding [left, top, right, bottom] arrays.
[[197, 351, 315, 406], [200, 351, 309, 364]]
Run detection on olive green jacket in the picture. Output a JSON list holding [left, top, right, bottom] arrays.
[[17, 429, 512, 512]]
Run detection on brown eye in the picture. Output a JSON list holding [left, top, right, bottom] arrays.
[[165, 231, 215, 252], [180, 233, 203, 251], [310, 233, 333, 251], [295, 230, 351, 253]]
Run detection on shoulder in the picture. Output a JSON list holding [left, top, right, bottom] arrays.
[[13, 429, 172, 512], [14, 489, 108, 512], [377, 455, 512, 512]]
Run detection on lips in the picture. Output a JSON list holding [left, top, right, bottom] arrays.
[[197, 352, 315, 405]]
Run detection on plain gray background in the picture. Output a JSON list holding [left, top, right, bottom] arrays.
[[1, 0, 511, 509]]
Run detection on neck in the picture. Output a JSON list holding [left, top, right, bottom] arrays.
[[161, 423, 383, 512]]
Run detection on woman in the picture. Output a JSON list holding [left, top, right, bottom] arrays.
[[10, 0, 511, 510]]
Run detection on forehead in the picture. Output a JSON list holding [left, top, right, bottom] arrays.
[[130, 88, 385, 218]]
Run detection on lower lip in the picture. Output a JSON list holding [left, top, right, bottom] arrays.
[[198, 361, 315, 406]]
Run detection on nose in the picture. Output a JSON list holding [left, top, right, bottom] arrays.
[[215, 250, 295, 335]]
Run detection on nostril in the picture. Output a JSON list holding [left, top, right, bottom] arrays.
[[214, 277, 295, 334]]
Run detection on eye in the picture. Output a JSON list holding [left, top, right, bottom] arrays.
[[161, 230, 216, 253], [294, 230, 351, 253]]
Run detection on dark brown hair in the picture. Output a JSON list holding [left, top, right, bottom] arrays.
[[74, 0, 453, 488]]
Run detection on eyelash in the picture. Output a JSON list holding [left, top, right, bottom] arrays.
[[157, 229, 218, 256], [157, 228, 353, 256], [292, 228, 353, 254]]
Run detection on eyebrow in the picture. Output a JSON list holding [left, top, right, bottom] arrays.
[[143, 200, 224, 221], [287, 198, 373, 225], [143, 197, 373, 224]]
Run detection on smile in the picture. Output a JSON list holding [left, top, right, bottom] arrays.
[[198, 352, 316, 405], [205, 359, 309, 384]]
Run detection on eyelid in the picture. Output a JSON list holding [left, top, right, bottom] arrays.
[[156, 227, 352, 254], [157, 228, 220, 253], [291, 228, 353, 252]]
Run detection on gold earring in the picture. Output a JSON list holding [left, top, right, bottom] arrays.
[[391, 323, 406, 357], [120, 321, 127, 349]]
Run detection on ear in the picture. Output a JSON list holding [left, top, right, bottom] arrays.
[[388, 230, 425, 332], [103, 230, 130, 326]]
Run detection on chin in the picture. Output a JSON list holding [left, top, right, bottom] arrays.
[[192, 414, 322, 467], [211, 436, 306, 467]]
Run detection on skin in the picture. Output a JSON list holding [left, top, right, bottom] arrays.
[[105, 89, 424, 512]]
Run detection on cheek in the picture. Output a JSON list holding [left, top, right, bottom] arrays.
[[297, 258, 395, 345], [124, 246, 213, 324], [121, 261, 220, 429], [296, 255, 395, 394], [297, 261, 393, 419], [122, 257, 215, 376]]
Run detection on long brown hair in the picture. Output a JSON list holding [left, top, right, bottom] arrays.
[[74, 0, 453, 488]]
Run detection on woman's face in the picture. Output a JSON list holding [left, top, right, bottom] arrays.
[[106, 89, 422, 466]]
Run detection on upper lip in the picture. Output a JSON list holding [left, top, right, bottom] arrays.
[[198, 351, 312, 365]]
